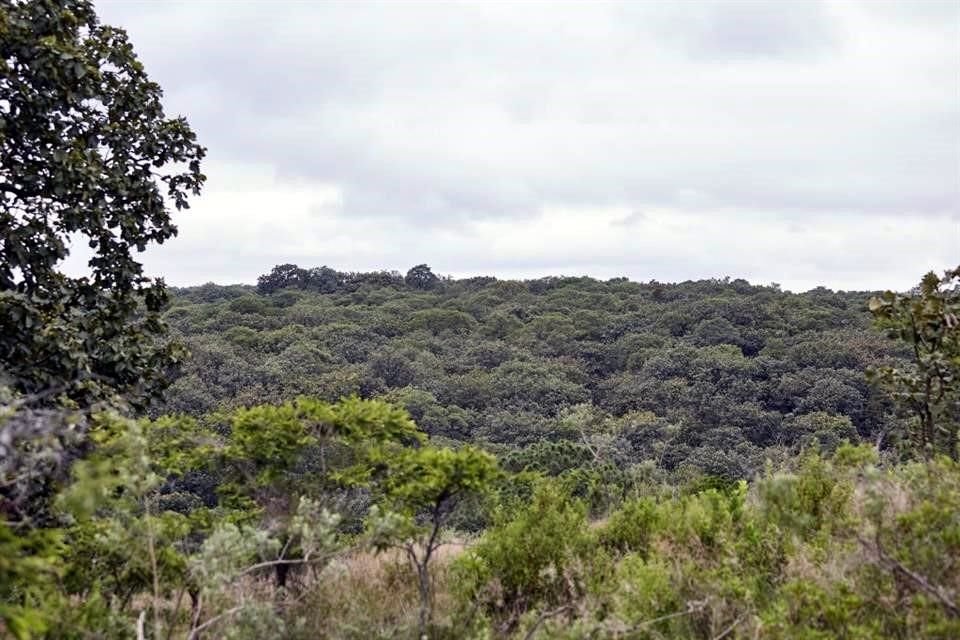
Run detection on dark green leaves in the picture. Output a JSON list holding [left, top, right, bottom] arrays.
[[868, 266, 960, 460], [0, 0, 205, 410]]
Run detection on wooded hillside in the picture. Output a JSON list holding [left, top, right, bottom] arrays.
[[162, 264, 904, 486]]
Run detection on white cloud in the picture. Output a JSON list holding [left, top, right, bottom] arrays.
[[90, 0, 959, 290]]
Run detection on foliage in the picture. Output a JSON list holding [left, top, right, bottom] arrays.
[[453, 482, 596, 634], [458, 447, 960, 639], [0, 392, 85, 525], [362, 445, 499, 635], [869, 266, 960, 459], [0, 395, 432, 638], [3, 257, 959, 640], [405, 264, 440, 291], [0, 0, 205, 409], [2, 17, 956, 633], [162, 266, 901, 482]]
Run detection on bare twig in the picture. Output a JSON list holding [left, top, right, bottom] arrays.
[[164, 585, 187, 640], [579, 427, 600, 462], [187, 605, 245, 640], [618, 599, 709, 638], [0, 385, 67, 410], [145, 496, 161, 638], [189, 594, 203, 637], [278, 535, 293, 561], [712, 614, 745, 640], [523, 604, 573, 640], [858, 534, 959, 618], [135, 610, 146, 640], [233, 550, 337, 579]]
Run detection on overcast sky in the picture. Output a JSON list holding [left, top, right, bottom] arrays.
[[92, 0, 959, 292]]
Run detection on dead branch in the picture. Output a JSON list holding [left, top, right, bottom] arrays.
[[858, 534, 959, 618]]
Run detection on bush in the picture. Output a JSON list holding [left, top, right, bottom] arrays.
[[453, 482, 594, 632]]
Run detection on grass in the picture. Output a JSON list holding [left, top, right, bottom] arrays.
[[285, 543, 467, 639]]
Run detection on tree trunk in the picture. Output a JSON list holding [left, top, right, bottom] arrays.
[[275, 562, 289, 590], [416, 562, 432, 639], [188, 590, 202, 640]]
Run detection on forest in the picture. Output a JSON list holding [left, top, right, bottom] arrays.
[[165, 263, 902, 494], [2, 1, 959, 639]]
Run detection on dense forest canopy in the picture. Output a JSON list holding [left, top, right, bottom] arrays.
[[160, 263, 904, 483]]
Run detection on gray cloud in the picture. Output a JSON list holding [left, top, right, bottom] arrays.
[[625, 0, 840, 60], [90, 0, 959, 290], [612, 211, 647, 227]]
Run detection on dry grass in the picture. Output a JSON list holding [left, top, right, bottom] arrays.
[[284, 543, 467, 639], [127, 542, 471, 639]]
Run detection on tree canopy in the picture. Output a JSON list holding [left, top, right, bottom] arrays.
[[162, 264, 904, 484], [0, 0, 205, 409]]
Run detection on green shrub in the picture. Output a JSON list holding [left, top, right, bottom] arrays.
[[598, 497, 659, 557], [453, 482, 593, 632]]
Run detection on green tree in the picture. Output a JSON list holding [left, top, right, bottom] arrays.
[[256, 263, 306, 294], [869, 267, 960, 459], [0, 0, 205, 409], [364, 445, 499, 637], [405, 264, 440, 291]]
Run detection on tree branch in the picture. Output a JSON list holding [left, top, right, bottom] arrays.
[[712, 614, 746, 640], [233, 551, 336, 579], [187, 605, 245, 640], [858, 534, 959, 618], [522, 604, 572, 640], [616, 599, 709, 638]]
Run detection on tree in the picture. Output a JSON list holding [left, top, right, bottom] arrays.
[[304, 265, 341, 293], [408, 308, 477, 336], [405, 264, 440, 291], [364, 445, 498, 637], [256, 263, 305, 294], [869, 267, 960, 459], [691, 317, 742, 348], [0, 0, 206, 409]]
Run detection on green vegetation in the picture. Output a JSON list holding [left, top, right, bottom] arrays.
[[4, 260, 957, 639], [162, 262, 903, 489], [0, 0, 205, 410], [455, 449, 960, 638], [6, 391, 959, 638], [868, 267, 960, 459], [2, 2, 957, 638]]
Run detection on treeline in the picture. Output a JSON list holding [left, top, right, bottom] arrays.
[[161, 264, 904, 487], [256, 263, 455, 295], [256, 263, 419, 295]]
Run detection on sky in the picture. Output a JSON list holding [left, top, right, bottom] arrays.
[[91, 0, 959, 292]]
